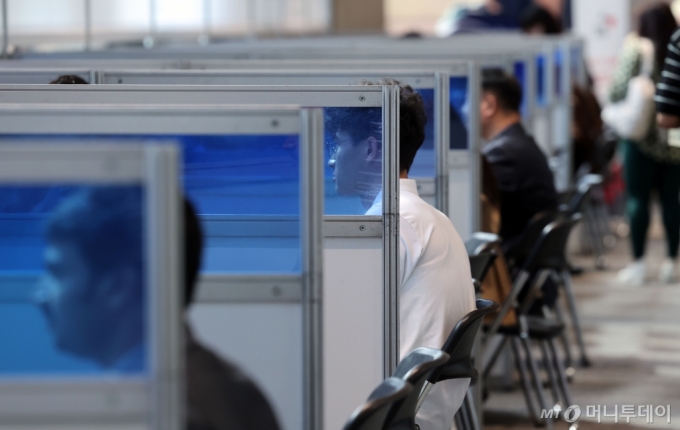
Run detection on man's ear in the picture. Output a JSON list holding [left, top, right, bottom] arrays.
[[480, 92, 498, 119], [364, 136, 382, 162], [98, 266, 141, 312]]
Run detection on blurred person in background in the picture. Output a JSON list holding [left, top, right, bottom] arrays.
[[437, 0, 532, 35], [657, 27, 680, 128], [608, 3, 680, 285], [480, 69, 558, 252], [520, 4, 562, 34], [183, 199, 281, 430]]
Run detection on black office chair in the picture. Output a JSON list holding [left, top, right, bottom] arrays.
[[343, 377, 413, 430], [483, 214, 582, 429], [465, 232, 501, 256], [504, 211, 560, 270], [414, 299, 500, 430], [386, 348, 450, 430]]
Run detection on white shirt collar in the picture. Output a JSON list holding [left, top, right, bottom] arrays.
[[364, 178, 419, 215]]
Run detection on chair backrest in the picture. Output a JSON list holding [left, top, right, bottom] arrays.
[[388, 348, 450, 428], [565, 174, 602, 216], [469, 251, 497, 287], [505, 211, 559, 268], [343, 377, 412, 430], [522, 213, 582, 272], [434, 299, 500, 382], [465, 232, 501, 256]]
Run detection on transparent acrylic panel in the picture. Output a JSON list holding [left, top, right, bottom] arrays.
[[449, 77, 470, 150], [536, 54, 547, 107], [513, 61, 528, 119], [0, 185, 147, 376], [554, 49, 563, 99], [571, 45, 582, 85], [324, 107, 384, 215], [0, 135, 301, 274], [409, 88, 435, 179]]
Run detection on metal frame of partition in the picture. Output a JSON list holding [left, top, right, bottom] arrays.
[[0, 84, 401, 429], [0, 68, 95, 83], [0, 104, 325, 430], [94, 67, 465, 218], [0, 142, 182, 430]]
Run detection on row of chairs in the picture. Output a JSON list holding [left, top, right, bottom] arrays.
[[343, 298, 499, 430], [343, 174, 602, 430], [471, 175, 604, 429]]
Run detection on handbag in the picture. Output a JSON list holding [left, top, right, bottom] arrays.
[[602, 38, 656, 142]]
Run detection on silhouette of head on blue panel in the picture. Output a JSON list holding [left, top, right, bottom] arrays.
[[35, 187, 145, 372]]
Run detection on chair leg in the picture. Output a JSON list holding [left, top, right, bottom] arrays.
[[465, 389, 481, 430], [549, 338, 575, 409], [551, 300, 575, 373], [510, 338, 542, 426], [482, 336, 510, 379], [458, 393, 472, 430], [539, 340, 562, 411], [455, 410, 465, 430], [561, 270, 590, 367], [519, 337, 554, 430]]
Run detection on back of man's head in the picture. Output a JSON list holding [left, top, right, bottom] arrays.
[[50, 75, 89, 84], [481, 69, 523, 114], [183, 198, 203, 308]]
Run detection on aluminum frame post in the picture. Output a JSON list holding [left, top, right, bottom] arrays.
[[301, 108, 325, 430]]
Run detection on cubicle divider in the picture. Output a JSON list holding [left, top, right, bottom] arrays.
[[94, 64, 480, 237], [0, 84, 402, 430], [0, 142, 182, 430]]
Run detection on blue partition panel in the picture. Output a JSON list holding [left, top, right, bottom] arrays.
[[513, 61, 528, 119], [0, 185, 146, 375], [536, 54, 547, 108], [554, 49, 563, 99], [449, 77, 469, 150], [0, 135, 301, 274]]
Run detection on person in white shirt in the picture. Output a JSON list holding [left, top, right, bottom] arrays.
[[326, 81, 476, 429]]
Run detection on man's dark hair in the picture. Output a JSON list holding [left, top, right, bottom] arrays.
[[482, 69, 523, 113], [183, 198, 203, 307], [50, 75, 89, 84], [520, 5, 562, 34], [324, 79, 427, 173], [46, 187, 143, 280]]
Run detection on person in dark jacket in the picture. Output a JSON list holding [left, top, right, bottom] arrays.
[[480, 69, 558, 252], [183, 199, 281, 430]]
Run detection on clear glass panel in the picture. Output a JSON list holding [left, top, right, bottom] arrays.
[[449, 77, 469, 150], [324, 107, 384, 215], [571, 45, 582, 86], [0, 135, 301, 275], [409, 88, 435, 178], [0, 185, 147, 376], [536, 54, 547, 108]]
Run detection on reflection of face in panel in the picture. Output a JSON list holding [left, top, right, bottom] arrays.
[[35, 188, 145, 371], [329, 130, 381, 199]]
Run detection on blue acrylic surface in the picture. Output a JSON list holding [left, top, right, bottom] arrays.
[[513, 61, 529, 119], [449, 77, 469, 150], [536, 54, 547, 107], [0, 186, 147, 376], [0, 134, 303, 274], [554, 49, 564, 99]]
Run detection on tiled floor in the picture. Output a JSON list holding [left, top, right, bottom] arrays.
[[482, 217, 680, 429]]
